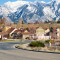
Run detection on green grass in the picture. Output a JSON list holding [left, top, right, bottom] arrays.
[[20, 43, 26, 44], [0, 40, 16, 42]]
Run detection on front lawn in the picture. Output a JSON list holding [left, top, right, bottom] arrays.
[[0, 40, 16, 42]]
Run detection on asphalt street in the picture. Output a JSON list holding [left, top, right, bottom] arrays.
[[0, 40, 60, 60]]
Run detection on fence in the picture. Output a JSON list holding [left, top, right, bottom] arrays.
[[30, 36, 51, 40]]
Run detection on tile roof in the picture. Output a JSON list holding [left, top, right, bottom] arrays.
[[13, 29, 21, 33], [22, 32, 33, 35], [7, 28, 15, 34], [0, 31, 8, 35]]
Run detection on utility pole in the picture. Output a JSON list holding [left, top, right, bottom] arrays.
[[49, 23, 52, 47]]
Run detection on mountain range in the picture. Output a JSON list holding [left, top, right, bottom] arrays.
[[0, 0, 60, 23]]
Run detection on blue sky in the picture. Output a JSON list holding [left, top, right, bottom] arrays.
[[0, 0, 52, 5]]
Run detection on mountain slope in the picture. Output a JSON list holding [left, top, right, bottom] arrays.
[[0, 0, 60, 23]]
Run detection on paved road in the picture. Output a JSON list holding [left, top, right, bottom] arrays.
[[0, 40, 60, 60]]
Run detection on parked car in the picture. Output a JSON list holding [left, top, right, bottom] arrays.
[[3, 37, 8, 40]]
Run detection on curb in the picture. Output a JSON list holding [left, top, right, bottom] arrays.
[[14, 44, 60, 54]]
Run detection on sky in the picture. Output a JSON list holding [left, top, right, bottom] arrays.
[[0, 0, 52, 5]]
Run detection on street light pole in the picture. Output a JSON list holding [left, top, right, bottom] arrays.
[[49, 23, 52, 47]]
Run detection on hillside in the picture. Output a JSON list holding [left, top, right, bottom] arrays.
[[0, 0, 60, 23]]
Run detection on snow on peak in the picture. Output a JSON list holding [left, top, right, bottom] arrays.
[[43, 7, 56, 18], [2, 1, 30, 13], [0, 0, 60, 23], [3, 1, 29, 8], [52, 0, 60, 4]]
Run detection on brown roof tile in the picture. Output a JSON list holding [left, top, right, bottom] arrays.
[[13, 29, 21, 33], [7, 28, 15, 34]]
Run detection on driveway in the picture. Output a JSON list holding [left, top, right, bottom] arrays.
[[0, 40, 60, 60]]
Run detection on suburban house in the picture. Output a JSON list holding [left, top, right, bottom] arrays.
[[36, 27, 45, 36], [45, 28, 50, 34], [19, 27, 36, 40], [30, 26, 59, 40], [12, 29, 21, 39], [7, 28, 17, 35], [44, 28, 50, 37], [30, 27, 51, 40], [49, 27, 57, 39], [0, 31, 8, 40], [47, 26, 60, 39], [56, 27, 60, 39], [1, 26, 60, 40], [3, 25, 11, 31], [22, 32, 32, 40], [21, 27, 35, 40], [3, 28, 17, 39], [9, 27, 31, 39]]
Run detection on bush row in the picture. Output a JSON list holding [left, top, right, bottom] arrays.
[[29, 41, 45, 47]]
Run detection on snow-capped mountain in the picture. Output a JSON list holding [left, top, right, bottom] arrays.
[[0, 0, 60, 23]]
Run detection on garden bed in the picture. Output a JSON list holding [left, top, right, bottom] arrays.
[[15, 43, 60, 53]]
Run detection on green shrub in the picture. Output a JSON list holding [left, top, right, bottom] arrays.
[[45, 40, 55, 44], [29, 41, 45, 47], [17, 35, 20, 39], [45, 40, 50, 44], [25, 37, 29, 39], [57, 21, 60, 23], [50, 40, 55, 44]]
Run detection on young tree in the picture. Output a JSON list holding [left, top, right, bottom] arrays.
[[57, 21, 60, 23], [20, 33, 23, 42], [22, 21, 24, 24], [35, 21, 39, 24]]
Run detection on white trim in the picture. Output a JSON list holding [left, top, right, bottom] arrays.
[[10, 28, 17, 35]]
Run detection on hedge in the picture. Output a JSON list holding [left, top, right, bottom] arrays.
[[29, 41, 45, 47]]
